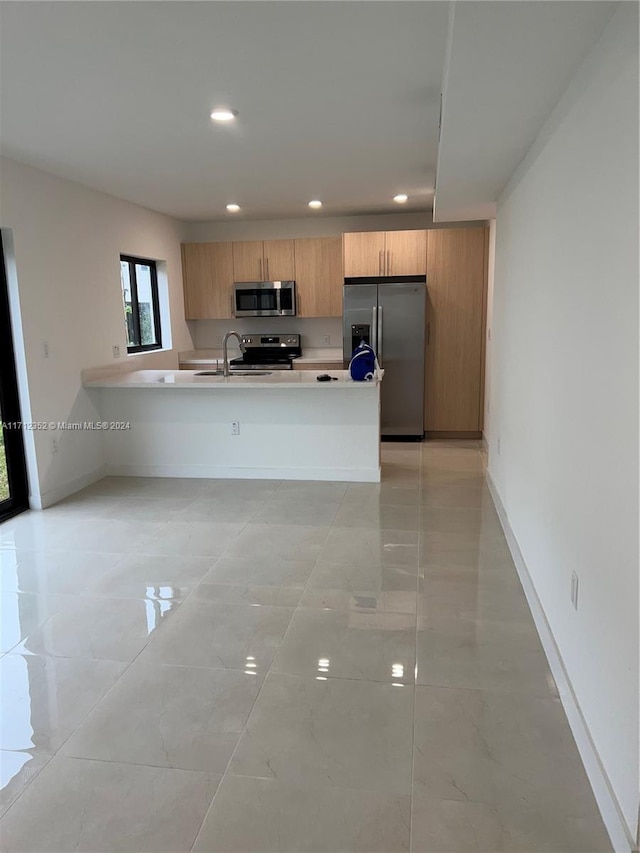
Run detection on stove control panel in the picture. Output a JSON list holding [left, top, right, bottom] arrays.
[[241, 334, 300, 349]]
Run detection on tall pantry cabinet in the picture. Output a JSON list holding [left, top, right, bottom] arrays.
[[424, 227, 488, 436]]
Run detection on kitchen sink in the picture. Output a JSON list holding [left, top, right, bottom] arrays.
[[195, 370, 272, 377]]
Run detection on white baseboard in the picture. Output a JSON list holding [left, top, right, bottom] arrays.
[[35, 465, 108, 509], [105, 463, 381, 483], [487, 472, 636, 853]]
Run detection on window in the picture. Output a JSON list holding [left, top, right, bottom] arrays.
[[120, 255, 162, 353]]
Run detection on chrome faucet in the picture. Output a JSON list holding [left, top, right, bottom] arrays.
[[222, 330, 245, 377]]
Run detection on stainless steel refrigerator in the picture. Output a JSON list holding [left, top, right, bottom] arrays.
[[343, 276, 426, 439]]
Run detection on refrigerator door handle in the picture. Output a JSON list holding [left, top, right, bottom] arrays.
[[377, 305, 383, 367], [372, 306, 378, 355]]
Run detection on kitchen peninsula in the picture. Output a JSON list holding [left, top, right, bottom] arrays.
[[84, 369, 382, 482]]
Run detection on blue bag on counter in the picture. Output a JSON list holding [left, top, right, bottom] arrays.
[[349, 342, 377, 381]]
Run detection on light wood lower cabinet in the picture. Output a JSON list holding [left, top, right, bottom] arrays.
[[181, 243, 234, 320], [425, 227, 488, 434], [294, 237, 342, 317]]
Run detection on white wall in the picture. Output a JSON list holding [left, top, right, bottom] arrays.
[[0, 157, 193, 506], [184, 210, 486, 242], [92, 384, 381, 483], [488, 5, 639, 846]]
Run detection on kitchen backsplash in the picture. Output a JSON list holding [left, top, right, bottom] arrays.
[[191, 317, 343, 351]]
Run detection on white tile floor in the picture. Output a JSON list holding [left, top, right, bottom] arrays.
[[0, 442, 611, 852]]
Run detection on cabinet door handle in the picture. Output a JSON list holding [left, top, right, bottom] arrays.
[[259, 257, 263, 280], [265, 257, 270, 280], [379, 250, 383, 276], [387, 250, 391, 276], [231, 293, 235, 318], [372, 306, 378, 354]]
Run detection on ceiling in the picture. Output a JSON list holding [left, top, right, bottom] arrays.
[[0, 1, 447, 221], [434, 1, 616, 221], [0, 1, 616, 224]]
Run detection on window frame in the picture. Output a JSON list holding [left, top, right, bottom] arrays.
[[120, 254, 162, 354], [0, 232, 29, 522]]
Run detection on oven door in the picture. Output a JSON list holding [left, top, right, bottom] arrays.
[[233, 283, 296, 317]]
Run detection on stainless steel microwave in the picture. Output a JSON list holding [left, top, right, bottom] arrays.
[[233, 281, 296, 317]]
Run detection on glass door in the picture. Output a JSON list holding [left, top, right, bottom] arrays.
[[0, 235, 28, 522]]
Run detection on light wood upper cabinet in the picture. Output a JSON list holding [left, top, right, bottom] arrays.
[[232, 241, 264, 282], [294, 237, 343, 317], [385, 230, 427, 276], [263, 240, 295, 281], [343, 232, 386, 277], [232, 240, 295, 281], [181, 242, 234, 320], [343, 230, 427, 277], [425, 227, 488, 433]]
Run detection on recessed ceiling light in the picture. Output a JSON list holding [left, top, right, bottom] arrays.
[[226, 203, 240, 212], [308, 200, 322, 209], [210, 108, 238, 122], [393, 194, 409, 203]]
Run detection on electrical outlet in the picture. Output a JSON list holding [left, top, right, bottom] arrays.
[[112, 345, 121, 359], [216, 336, 223, 347], [50, 436, 59, 455], [232, 421, 240, 436], [322, 335, 331, 346], [570, 572, 579, 610], [43, 341, 49, 359]]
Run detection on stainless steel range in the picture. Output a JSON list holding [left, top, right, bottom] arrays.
[[230, 334, 301, 371]]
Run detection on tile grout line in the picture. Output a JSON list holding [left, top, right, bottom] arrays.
[[4, 465, 498, 845], [0, 487, 262, 824], [187, 484, 337, 851], [189, 472, 419, 846], [409, 440, 424, 853]]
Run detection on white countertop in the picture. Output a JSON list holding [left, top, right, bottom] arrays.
[[178, 348, 344, 365], [84, 368, 380, 390]]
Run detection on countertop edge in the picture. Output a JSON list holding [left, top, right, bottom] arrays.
[[84, 368, 382, 390]]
